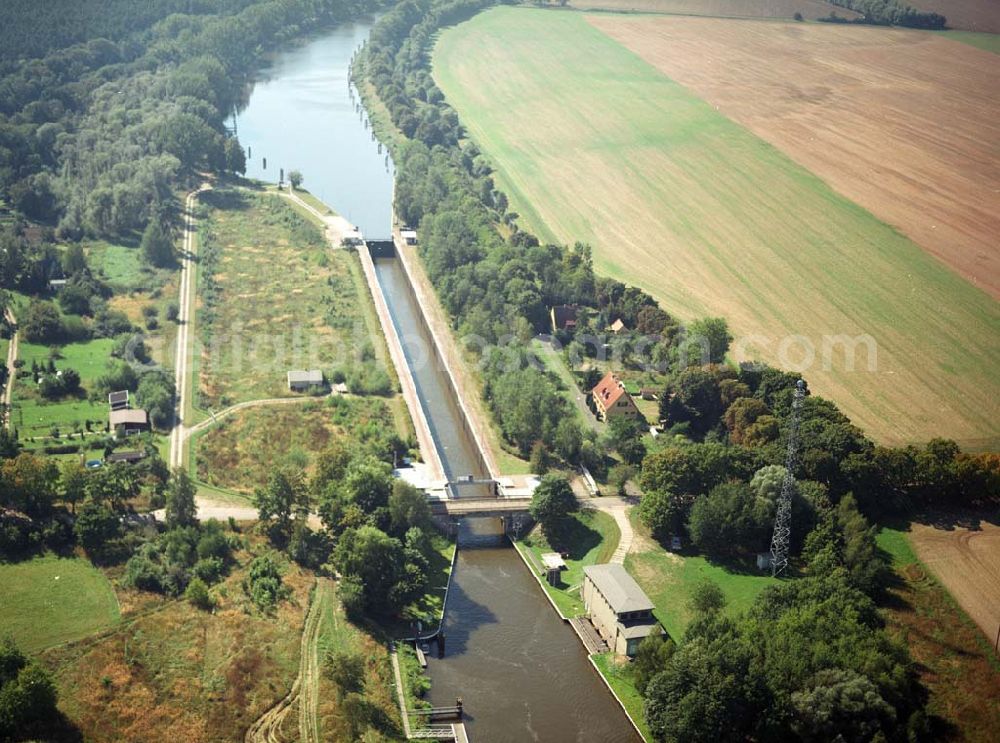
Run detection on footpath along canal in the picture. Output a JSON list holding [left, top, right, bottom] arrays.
[[235, 20, 638, 742]]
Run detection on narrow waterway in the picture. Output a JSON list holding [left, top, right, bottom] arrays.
[[236, 23, 638, 743]]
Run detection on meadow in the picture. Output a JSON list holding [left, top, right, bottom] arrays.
[[433, 8, 1000, 448], [624, 509, 780, 639], [40, 539, 314, 742], [0, 555, 120, 652], [12, 338, 116, 442], [195, 189, 385, 409]]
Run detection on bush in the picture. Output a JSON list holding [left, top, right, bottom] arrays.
[[192, 556, 225, 583], [245, 554, 286, 611], [184, 576, 214, 610]]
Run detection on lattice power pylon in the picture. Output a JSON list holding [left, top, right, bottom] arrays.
[[769, 380, 806, 576]]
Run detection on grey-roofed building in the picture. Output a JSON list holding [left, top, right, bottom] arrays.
[[108, 390, 129, 410], [287, 369, 324, 392], [582, 563, 661, 656], [105, 450, 147, 465], [109, 408, 149, 435]]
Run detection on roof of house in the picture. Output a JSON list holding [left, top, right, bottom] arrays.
[[109, 408, 148, 426], [551, 305, 579, 329], [584, 563, 655, 614], [106, 450, 146, 464], [619, 618, 662, 640], [592, 371, 629, 409], [287, 370, 324, 384], [610, 318, 626, 333], [108, 390, 129, 406], [541, 552, 567, 571]]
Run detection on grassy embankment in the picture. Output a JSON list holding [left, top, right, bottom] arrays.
[[0, 555, 120, 653], [876, 525, 1000, 739], [433, 7, 1000, 449], [515, 509, 621, 617]]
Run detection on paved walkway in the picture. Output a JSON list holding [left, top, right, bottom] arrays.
[[575, 484, 635, 565]]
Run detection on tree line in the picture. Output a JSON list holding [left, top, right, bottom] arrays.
[[821, 0, 946, 28]]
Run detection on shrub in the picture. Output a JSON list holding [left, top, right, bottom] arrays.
[[185, 576, 214, 610]]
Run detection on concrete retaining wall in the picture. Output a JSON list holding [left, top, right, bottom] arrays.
[[357, 243, 444, 481], [392, 233, 498, 480]]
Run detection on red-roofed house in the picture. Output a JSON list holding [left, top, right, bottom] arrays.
[[592, 372, 640, 421]]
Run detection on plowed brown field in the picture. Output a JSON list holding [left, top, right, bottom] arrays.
[[910, 520, 1000, 644], [910, 0, 1000, 33], [589, 16, 1000, 298], [571, 0, 857, 21]]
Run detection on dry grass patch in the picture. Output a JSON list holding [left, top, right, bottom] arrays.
[[196, 189, 383, 408], [41, 541, 312, 743]]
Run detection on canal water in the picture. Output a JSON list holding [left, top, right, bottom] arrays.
[[235, 23, 639, 743]]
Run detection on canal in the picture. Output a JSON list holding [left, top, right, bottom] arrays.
[[236, 21, 639, 743]]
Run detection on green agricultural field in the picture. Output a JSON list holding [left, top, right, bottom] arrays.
[[517, 509, 621, 616], [195, 189, 387, 408], [938, 29, 1000, 53], [195, 396, 401, 493], [0, 555, 120, 652], [433, 8, 1000, 448], [624, 510, 779, 639]]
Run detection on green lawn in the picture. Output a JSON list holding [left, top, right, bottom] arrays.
[[875, 524, 918, 566], [433, 7, 1000, 449], [592, 652, 652, 742], [0, 555, 120, 652], [517, 509, 621, 617], [12, 338, 116, 440], [624, 510, 780, 640]]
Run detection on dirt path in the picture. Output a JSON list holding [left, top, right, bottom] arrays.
[[580, 494, 635, 564], [183, 395, 323, 440], [909, 521, 1000, 645], [170, 184, 210, 470], [3, 306, 17, 430], [245, 577, 330, 743]]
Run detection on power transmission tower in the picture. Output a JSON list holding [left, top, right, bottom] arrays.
[[769, 380, 806, 576]]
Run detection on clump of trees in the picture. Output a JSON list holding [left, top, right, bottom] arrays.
[[529, 474, 578, 548], [0, 637, 60, 740]]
